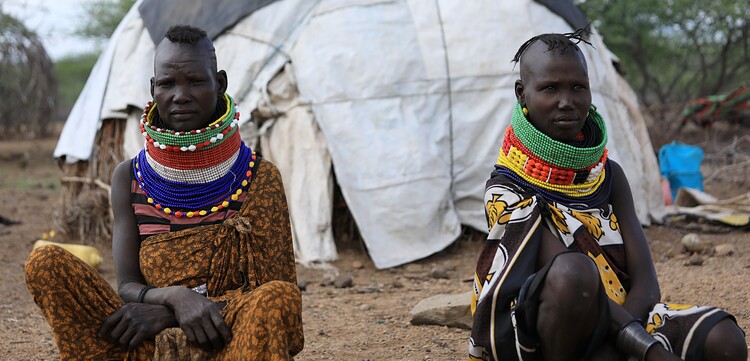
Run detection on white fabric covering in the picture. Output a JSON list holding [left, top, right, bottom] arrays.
[[55, 0, 663, 268]]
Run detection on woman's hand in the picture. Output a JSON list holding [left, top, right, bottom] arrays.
[[589, 341, 628, 361], [645, 344, 683, 361], [164, 286, 233, 351], [589, 340, 682, 361], [99, 303, 177, 350]]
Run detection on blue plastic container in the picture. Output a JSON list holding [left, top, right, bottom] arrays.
[[658, 142, 704, 201]]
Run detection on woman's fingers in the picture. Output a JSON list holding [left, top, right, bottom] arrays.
[[109, 321, 129, 346], [201, 319, 224, 350], [118, 326, 137, 350], [183, 326, 197, 345], [172, 292, 233, 350], [209, 306, 233, 344], [192, 326, 211, 350], [197, 308, 228, 350], [98, 309, 123, 340], [128, 330, 148, 351]]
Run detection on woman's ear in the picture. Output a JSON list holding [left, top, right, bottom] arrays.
[[514, 79, 525, 105], [216, 70, 228, 95], [150, 77, 155, 98]]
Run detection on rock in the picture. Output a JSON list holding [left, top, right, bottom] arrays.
[[358, 304, 372, 311], [405, 264, 423, 273], [713, 244, 736, 257], [334, 274, 354, 288], [353, 286, 381, 294], [297, 279, 308, 292], [681, 233, 703, 253], [432, 337, 448, 348], [409, 291, 473, 329], [684, 254, 704, 266], [391, 280, 404, 288], [429, 266, 450, 279], [19, 151, 30, 168], [352, 260, 364, 269]]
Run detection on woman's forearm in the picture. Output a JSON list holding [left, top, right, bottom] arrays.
[[622, 281, 660, 324]]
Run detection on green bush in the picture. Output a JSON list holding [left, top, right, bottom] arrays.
[[54, 52, 99, 114]]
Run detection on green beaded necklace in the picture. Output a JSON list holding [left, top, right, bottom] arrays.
[[511, 102, 607, 169], [141, 94, 239, 150]]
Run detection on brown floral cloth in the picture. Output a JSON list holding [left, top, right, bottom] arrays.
[[26, 159, 303, 360]]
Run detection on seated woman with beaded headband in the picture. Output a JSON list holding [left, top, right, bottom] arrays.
[[25, 25, 303, 360], [469, 29, 746, 361]]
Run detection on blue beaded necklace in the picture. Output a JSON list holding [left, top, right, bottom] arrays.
[[134, 143, 253, 210]]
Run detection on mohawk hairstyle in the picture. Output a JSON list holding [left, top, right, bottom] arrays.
[[165, 25, 208, 44], [511, 26, 593, 64]]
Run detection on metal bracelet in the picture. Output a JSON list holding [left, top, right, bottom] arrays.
[[136, 285, 155, 303], [616, 321, 659, 361]]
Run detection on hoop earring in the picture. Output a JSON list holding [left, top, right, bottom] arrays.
[[522, 107, 529, 116]]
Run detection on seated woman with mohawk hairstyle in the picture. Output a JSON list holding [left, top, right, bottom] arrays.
[[469, 29, 746, 361], [25, 25, 303, 360]]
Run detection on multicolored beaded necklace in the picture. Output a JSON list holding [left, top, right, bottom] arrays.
[[133, 93, 256, 218], [496, 102, 612, 207]]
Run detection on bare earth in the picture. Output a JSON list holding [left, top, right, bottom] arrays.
[[1, 122, 748, 360]]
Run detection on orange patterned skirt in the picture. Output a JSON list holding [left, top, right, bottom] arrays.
[[25, 160, 303, 360], [26, 245, 302, 361]]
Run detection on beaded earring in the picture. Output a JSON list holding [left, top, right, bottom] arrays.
[[522, 107, 529, 116]]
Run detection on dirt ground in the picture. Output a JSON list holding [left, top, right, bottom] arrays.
[[0, 120, 749, 360]]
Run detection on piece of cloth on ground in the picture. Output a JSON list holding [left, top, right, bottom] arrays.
[[664, 188, 750, 228]]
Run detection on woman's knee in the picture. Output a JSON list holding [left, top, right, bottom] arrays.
[[535, 253, 607, 356], [543, 252, 601, 303], [25, 245, 68, 287], [703, 318, 747, 361], [258, 280, 302, 308], [229, 280, 302, 333], [236, 280, 301, 314]]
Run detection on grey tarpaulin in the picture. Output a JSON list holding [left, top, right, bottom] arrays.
[[533, 0, 590, 32], [138, 0, 279, 44]]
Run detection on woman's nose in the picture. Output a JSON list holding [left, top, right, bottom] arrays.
[[558, 92, 574, 109], [173, 86, 191, 103]]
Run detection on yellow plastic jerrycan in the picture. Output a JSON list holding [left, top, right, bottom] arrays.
[[33, 240, 103, 268]]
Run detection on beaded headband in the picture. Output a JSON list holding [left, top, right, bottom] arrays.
[[134, 93, 256, 218]]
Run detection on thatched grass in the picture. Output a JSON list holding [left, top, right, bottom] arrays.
[[58, 119, 125, 246]]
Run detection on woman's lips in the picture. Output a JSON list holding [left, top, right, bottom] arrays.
[[170, 109, 197, 120], [553, 118, 579, 127]]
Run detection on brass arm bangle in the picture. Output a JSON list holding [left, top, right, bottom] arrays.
[[615, 321, 659, 361], [136, 286, 155, 303]]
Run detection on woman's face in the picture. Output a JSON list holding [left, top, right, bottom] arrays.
[[150, 40, 226, 132], [515, 46, 591, 142]]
